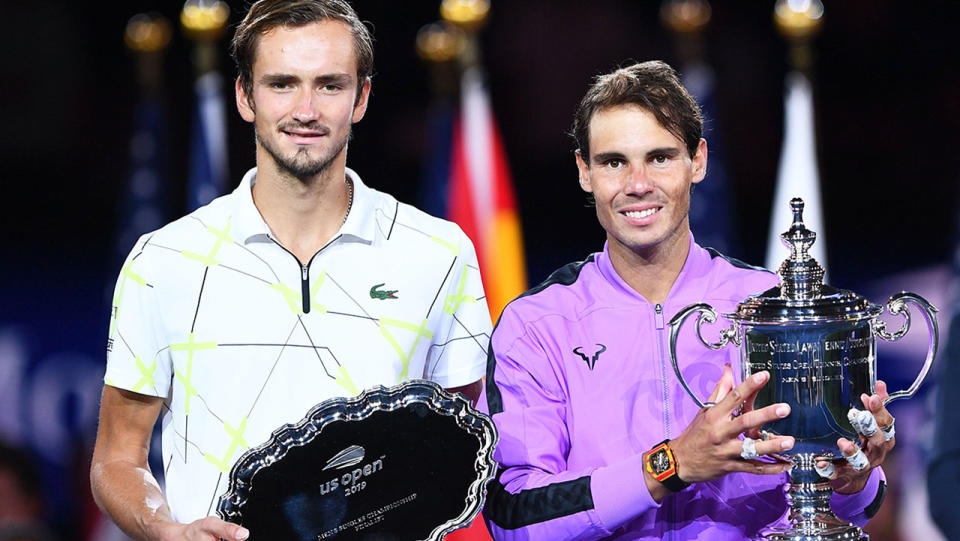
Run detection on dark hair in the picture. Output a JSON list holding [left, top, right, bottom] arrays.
[[230, 0, 374, 105], [571, 60, 702, 161]]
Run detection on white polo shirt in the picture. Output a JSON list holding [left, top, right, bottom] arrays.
[[105, 167, 491, 523]]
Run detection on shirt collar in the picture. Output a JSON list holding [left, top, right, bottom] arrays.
[[340, 167, 377, 244], [231, 168, 271, 243], [230, 166, 377, 245]]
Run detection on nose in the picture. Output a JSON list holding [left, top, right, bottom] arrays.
[[292, 88, 319, 123], [625, 166, 653, 196]]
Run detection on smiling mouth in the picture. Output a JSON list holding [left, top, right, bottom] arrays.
[[283, 130, 326, 137], [623, 207, 661, 219]]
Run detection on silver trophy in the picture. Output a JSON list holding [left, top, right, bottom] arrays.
[[668, 198, 938, 541]]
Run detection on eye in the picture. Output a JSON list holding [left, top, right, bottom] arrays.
[[321, 83, 343, 93], [651, 154, 669, 165], [605, 159, 625, 170], [269, 82, 291, 91]]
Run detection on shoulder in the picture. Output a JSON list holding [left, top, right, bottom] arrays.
[[363, 185, 476, 256], [494, 254, 599, 339], [118, 193, 235, 275], [701, 246, 779, 299]]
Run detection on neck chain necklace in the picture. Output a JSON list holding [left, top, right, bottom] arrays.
[[342, 177, 354, 227]]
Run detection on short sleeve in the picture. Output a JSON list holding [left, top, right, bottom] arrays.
[[422, 226, 491, 388], [105, 236, 172, 398]]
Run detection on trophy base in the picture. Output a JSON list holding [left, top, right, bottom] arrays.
[[759, 454, 869, 541], [763, 516, 866, 541]]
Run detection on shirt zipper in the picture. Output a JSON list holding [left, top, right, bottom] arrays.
[[300, 264, 310, 313], [269, 235, 341, 314]]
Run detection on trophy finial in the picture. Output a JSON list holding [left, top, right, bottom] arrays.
[[778, 197, 824, 299], [790, 197, 804, 223]]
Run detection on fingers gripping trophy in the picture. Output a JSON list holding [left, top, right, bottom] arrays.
[[669, 198, 939, 541]]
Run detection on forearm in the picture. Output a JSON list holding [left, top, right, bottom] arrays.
[[485, 456, 661, 540], [90, 457, 176, 541], [484, 471, 609, 541], [830, 467, 886, 528]]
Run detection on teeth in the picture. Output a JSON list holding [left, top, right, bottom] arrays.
[[624, 208, 659, 219]]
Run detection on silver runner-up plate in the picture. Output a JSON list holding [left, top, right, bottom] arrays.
[[217, 380, 498, 541]]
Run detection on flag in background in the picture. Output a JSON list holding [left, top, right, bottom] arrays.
[[446, 66, 527, 320], [765, 71, 827, 273], [420, 98, 456, 219], [113, 97, 169, 272], [186, 71, 229, 211], [682, 61, 738, 256]]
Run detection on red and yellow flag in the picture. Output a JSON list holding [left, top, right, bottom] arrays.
[[447, 67, 527, 320]]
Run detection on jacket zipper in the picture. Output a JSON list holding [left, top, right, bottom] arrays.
[[655, 303, 676, 541], [654, 303, 670, 438]]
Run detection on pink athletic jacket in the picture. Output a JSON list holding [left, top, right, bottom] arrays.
[[479, 236, 885, 540]]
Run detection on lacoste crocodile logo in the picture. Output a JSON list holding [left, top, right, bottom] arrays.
[[323, 445, 366, 470], [573, 343, 607, 370], [369, 283, 399, 300]]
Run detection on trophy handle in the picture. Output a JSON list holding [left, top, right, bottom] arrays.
[[873, 292, 940, 405], [668, 303, 740, 408]]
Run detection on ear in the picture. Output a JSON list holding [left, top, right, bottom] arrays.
[[351, 78, 371, 123], [236, 77, 255, 123], [691, 138, 708, 185], [575, 150, 592, 193]]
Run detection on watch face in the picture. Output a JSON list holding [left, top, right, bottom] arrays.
[[651, 448, 671, 475]]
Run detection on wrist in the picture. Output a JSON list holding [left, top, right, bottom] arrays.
[[143, 515, 180, 541], [643, 439, 690, 493]]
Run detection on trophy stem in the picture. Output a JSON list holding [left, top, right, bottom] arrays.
[[762, 454, 867, 541]]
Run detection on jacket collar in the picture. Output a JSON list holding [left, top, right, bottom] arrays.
[[595, 233, 713, 306]]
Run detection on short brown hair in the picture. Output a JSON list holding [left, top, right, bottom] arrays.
[[230, 0, 374, 105], [572, 60, 702, 161]]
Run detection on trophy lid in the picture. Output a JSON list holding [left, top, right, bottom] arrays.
[[730, 198, 883, 324]]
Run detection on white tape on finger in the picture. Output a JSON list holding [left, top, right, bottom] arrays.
[[815, 461, 835, 479], [740, 437, 759, 460], [881, 418, 895, 442], [845, 447, 869, 471], [847, 408, 878, 437]]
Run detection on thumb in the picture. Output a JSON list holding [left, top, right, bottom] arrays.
[[197, 517, 249, 541]]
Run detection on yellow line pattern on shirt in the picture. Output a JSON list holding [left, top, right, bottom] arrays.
[[171, 333, 217, 415], [379, 318, 434, 381]]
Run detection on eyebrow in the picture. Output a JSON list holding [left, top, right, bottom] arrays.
[[258, 73, 353, 86], [591, 152, 626, 164], [591, 146, 683, 165], [646, 147, 682, 159]]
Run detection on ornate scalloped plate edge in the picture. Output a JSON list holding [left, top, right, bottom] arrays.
[[216, 379, 498, 541]]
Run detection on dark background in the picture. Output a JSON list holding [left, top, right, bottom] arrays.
[[0, 1, 957, 539], [3, 1, 958, 291]]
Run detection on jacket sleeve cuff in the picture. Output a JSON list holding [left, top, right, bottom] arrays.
[[591, 453, 661, 531], [830, 467, 886, 527]]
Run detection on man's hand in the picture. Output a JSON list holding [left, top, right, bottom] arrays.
[[817, 380, 895, 494], [156, 516, 249, 541], [668, 365, 794, 484]]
